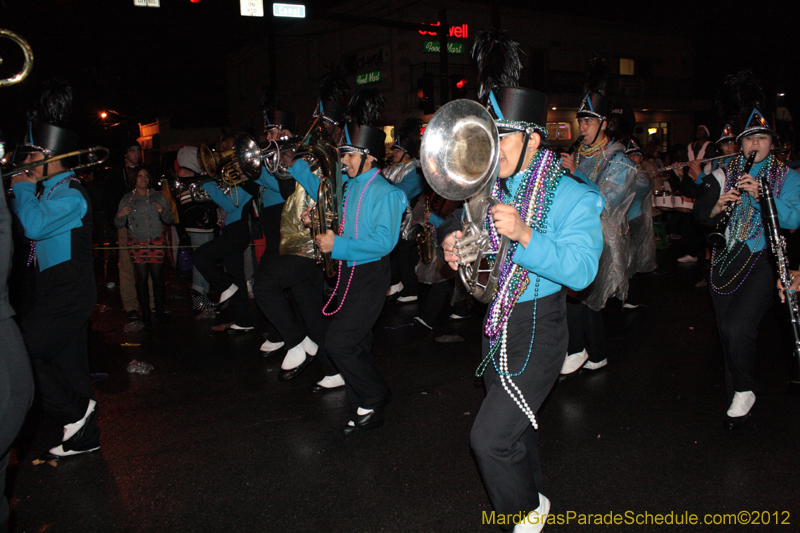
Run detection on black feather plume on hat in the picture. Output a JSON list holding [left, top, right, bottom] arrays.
[[583, 54, 608, 96], [398, 117, 422, 143], [258, 85, 279, 114], [471, 28, 521, 104], [347, 88, 386, 127], [38, 79, 73, 126], [318, 68, 350, 106], [715, 70, 766, 132]]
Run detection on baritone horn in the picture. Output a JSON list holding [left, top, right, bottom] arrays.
[[294, 115, 341, 277], [419, 99, 507, 304], [0, 29, 33, 87]]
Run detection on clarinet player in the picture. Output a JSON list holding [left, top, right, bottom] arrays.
[[694, 82, 800, 429]]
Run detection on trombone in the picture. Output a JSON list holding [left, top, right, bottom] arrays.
[[3, 147, 110, 195], [0, 29, 33, 87]]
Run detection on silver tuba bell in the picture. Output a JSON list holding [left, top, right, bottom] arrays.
[[419, 99, 509, 304]]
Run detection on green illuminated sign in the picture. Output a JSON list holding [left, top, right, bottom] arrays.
[[422, 41, 464, 54], [356, 71, 382, 85]]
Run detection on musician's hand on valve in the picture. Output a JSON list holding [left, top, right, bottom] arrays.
[[315, 229, 335, 253], [778, 269, 800, 303], [442, 231, 463, 271], [737, 175, 759, 199], [560, 156, 577, 173], [710, 188, 741, 218], [300, 206, 313, 228], [492, 204, 532, 247]]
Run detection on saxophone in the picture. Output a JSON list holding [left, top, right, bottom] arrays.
[[416, 195, 436, 264]]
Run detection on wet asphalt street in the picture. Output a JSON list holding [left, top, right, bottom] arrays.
[[5, 243, 800, 533]]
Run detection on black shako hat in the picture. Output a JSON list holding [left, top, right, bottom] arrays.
[[320, 100, 347, 127], [577, 92, 611, 121], [264, 110, 296, 134], [24, 123, 79, 156], [391, 134, 419, 159], [490, 86, 549, 137], [339, 124, 386, 162]]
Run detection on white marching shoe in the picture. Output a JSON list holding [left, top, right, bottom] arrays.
[[727, 391, 756, 417], [219, 283, 239, 304], [725, 391, 755, 430], [281, 343, 308, 370], [48, 399, 100, 457], [316, 374, 345, 389], [260, 338, 285, 354], [301, 336, 318, 356], [560, 349, 588, 375], [582, 358, 608, 371], [513, 493, 550, 532]]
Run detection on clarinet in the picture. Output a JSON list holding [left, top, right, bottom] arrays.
[[759, 167, 800, 384], [566, 135, 585, 158], [708, 151, 756, 249]]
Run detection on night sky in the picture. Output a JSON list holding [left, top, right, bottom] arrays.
[[1, 0, 799, 150]]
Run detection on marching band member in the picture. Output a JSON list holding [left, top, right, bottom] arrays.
[[191, 179, 254, 331], [10, 82, 100, 458], [291, 124, 406, 434], [560, 56, 637, 377], [623, 139, 657, 308], [694, 71, 800, 429], [441, 84, 603, 532], [385, 120, 424, 303]]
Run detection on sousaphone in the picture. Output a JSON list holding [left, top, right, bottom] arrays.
[[419, 99, 508, 303]]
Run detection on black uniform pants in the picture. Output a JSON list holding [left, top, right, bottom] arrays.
[[710, 250, 775, 403], [0, 318, 34, 529], [23, 264, 96, 427], [566, 299, 606, 362], [193, 219, 253, 327], [470, 291, 567, 529], [253, 254, 335, 375], [326, 258, 392, 412], [390, 237, 419, 296]]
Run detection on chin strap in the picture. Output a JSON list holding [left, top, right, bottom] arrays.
[[588, 120, 605, 146], [356, 155, 366, 177]]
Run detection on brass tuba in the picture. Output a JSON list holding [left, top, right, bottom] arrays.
[[293, 115, 342, 277], [0, 29, 33, 87], [235, 133, 301, 181], [419, 99, 508, 304]]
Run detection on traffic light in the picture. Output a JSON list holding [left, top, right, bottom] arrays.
[[451, 75, 468, 100], [417, 74, 435, 114]]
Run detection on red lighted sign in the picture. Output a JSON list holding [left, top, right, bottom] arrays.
[[419, 22, 469, 39]]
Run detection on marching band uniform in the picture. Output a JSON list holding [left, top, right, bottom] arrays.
[[252, 170, 335, 383], [11, 121, 100, 458], [192, 183, 254, 330], [624, 140, 657, 298], [385, 130, 424, 302], [561, 87, 637, 375], [695, 105, 800, 428], [441, 86, 603, 532], [292, 125, 406, 434]]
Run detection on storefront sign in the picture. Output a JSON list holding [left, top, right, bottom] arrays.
[[422, 41, 465, 54], [419, 22, 469, 39], [356, 71, 382, 85]]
